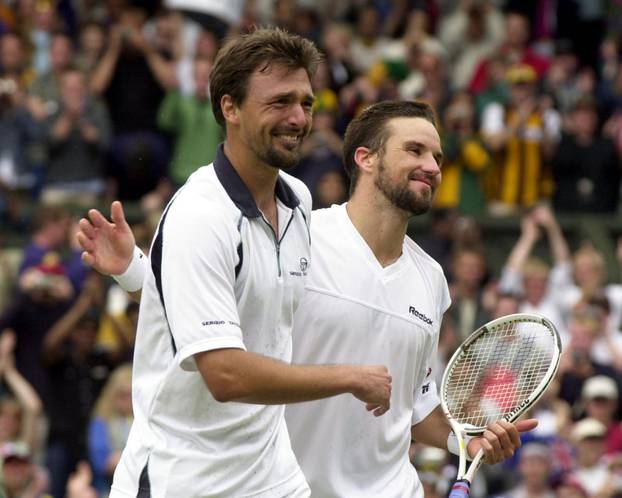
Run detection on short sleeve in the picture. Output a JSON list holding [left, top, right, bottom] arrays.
[[159, 197, 246, 371], [412, 374, 440, 425], [439, 274, 451, 318]]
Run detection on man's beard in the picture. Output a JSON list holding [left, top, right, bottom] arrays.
[[260, 145, 301, 170], [255, 130, 306, 170], [374, 158, 434, 215]]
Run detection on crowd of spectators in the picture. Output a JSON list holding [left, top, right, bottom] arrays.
[[0, 0, 622, 496]]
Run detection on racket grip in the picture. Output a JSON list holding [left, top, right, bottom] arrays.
[[448, 479, 471, 498]]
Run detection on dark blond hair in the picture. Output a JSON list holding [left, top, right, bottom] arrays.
[[209, 27, 322, 128]]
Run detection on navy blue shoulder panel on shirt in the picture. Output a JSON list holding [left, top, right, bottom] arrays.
[[151, 197, 177, 355]]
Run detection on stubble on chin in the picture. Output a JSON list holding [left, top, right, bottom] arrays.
[[375, 168, 434, 216], [262, 145, 301, 170]]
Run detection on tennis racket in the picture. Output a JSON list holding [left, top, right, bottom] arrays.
[[441, 313, 561, 498]]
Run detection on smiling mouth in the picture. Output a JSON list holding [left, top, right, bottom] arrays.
[[273, 133, 302, 149], [410, 177, 433, 188]]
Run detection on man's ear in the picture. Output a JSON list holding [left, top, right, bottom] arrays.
[[221, 95, 239, 126], [353, 147, 376, 176]]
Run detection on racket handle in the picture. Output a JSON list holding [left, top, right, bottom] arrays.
[[448, 479, 471, 498]]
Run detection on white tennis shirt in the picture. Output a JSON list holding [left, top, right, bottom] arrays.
[[285, 204, 451, 498], [110, 146, 312, 498]]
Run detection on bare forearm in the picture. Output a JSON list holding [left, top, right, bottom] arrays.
[[411, 405, 452, 449], [145, 50, 178, 90], [506, 233, 538, 271], [43, 297, 91, 357], [4, 367, 42, 450], [546, 223, 570, 263], [4, 367, 42, 414], [197, 349, 362, 404], [90, 46, 120, 96]]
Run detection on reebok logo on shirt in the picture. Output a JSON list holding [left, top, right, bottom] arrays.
[[408, 306, 433, 325]]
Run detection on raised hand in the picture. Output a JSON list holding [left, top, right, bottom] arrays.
[[531, 204, 557, 230], [351, 365, 392, 417], [76, 201, 136, 276], [66, 461, 97, 498], [520, 213, 540, 241]]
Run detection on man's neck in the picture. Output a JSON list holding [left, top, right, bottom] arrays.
[[346, 188, 410, 268], [223, 140, 279, 222]]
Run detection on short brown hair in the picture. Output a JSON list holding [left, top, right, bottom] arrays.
[[209, 27, 322, 128], [342, 100, 438, 194]]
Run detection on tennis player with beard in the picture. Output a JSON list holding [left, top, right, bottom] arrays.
[[78, 28, 392, 498], [78, 100, 536, 497]]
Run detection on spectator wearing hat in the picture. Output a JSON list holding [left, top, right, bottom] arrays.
[[570, 417, 612, 496], [493, 442, 555, 498], [481, 62, 560, 213], [1, 441, 51, 498], [552, 95, 620, 213], [581, 376, 622, 454]]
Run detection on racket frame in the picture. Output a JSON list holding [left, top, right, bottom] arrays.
[[440, 313, 562, 481]]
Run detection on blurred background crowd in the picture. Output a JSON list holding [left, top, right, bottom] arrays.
[[0, 0, 622, 496]]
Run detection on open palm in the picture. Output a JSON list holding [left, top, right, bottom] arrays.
[[76, 201, 136, 276]]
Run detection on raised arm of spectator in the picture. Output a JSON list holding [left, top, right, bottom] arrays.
[[531, 204, 570, 265], [132, 30, 178, 90], [507, 213, 540, 273], [42, 282, 97, 364], [498, 212, 539, 294], [89, 25, 123, 97], [0, 330, 43, 450]]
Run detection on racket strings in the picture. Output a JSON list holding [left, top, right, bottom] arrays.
[[444, 320, 555, 429]]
